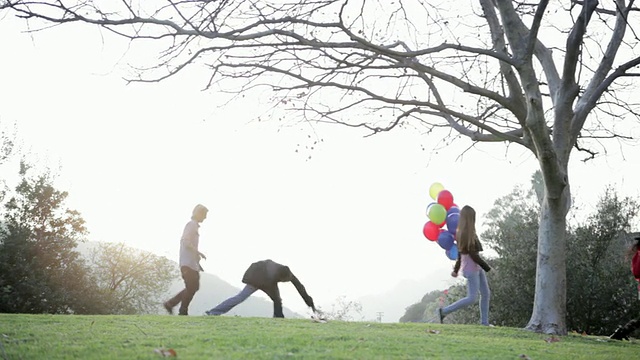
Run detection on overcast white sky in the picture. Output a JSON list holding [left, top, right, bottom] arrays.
[[1, 14, 639, 314]]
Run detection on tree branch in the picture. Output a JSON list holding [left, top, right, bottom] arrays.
[[573, 0, 634, 141]]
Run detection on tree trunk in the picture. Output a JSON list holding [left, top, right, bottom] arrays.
[[525, 185, 570, 335]]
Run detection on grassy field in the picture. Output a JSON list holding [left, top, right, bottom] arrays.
[[0, 314, 637, 359]]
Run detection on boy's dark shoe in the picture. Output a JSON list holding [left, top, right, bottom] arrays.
[[437, 308, 445, 324]]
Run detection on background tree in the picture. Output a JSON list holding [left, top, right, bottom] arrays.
[[399, 302, 428, 323], [481, 177, 540, 327], [565, 188, 639, 335], [0, 121, 16, 202], [0, 122, 13, 164], [86, 242, 178, 314], [3, 0, 640, 333], [0, 161, 93, 313], [400, 289, 447, 323]]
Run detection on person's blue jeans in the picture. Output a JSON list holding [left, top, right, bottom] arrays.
[[442, 269, 491, 325], [206, 284, 258, 315]]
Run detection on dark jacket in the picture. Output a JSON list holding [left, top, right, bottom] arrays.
[[453, 236, 491, 273], [242, 259, 315, 310]]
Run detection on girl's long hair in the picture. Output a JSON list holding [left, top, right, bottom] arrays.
[[456, 205, 477, 253]]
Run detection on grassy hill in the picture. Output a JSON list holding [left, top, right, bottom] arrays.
[[1, 314, 637, 359]]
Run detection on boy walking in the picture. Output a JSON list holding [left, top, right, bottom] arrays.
[[164, 204, 208, 315]]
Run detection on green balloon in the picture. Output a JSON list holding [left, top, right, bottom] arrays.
[[428, 203, 447, 224]]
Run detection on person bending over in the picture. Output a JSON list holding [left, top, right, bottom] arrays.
[[206, 259, 316, 318]]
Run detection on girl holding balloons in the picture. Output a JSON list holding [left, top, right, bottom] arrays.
[[437, 205, 492, 326]]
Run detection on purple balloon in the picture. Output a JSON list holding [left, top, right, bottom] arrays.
[[437, 231, 455, 251], [447, 206, 460, 215], [446, 213, 460, 235]]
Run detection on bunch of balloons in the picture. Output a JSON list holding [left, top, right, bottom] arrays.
[[422, 182, 460, 261]]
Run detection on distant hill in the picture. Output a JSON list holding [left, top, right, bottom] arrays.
[[357, 270, 454, 323], [75, 241, 302, 318]]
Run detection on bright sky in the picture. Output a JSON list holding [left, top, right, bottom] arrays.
[[1, 15, 639, 314]]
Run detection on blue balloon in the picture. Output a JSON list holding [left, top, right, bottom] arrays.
[[425, 202, 437, 217], [446, 213, 460, 235], [437, 231, 455, 250], [446, 244, 459, 260], [447, 206, 460, 215]]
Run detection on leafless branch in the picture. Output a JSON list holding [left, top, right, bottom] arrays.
[[2, 0, 638, 159]]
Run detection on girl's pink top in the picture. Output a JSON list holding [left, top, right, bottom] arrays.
[[460, 254, 480, 274]]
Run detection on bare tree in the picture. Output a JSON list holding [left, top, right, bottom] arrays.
[[3, 0, 640, 334], [87, 242, 177, 314]]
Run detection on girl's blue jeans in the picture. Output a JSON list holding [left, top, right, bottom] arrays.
[[442, 269, 490, 325]]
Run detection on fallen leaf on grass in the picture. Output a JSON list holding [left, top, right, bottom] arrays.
[[544, 336, 561, 343], [425, 329, 441, 334], [154, 348, 177, 357]]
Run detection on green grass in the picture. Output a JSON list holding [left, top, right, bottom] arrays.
[[0, 314, 637, 359]]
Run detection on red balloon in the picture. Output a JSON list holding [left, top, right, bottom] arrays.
[[422, 221, 440, 241], [437, 190, 454, 210]]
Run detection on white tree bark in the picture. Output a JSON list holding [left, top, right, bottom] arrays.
[[527, 187, 570, 334]]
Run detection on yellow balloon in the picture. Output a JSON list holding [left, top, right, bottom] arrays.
[[429, 182, 445, 200]]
